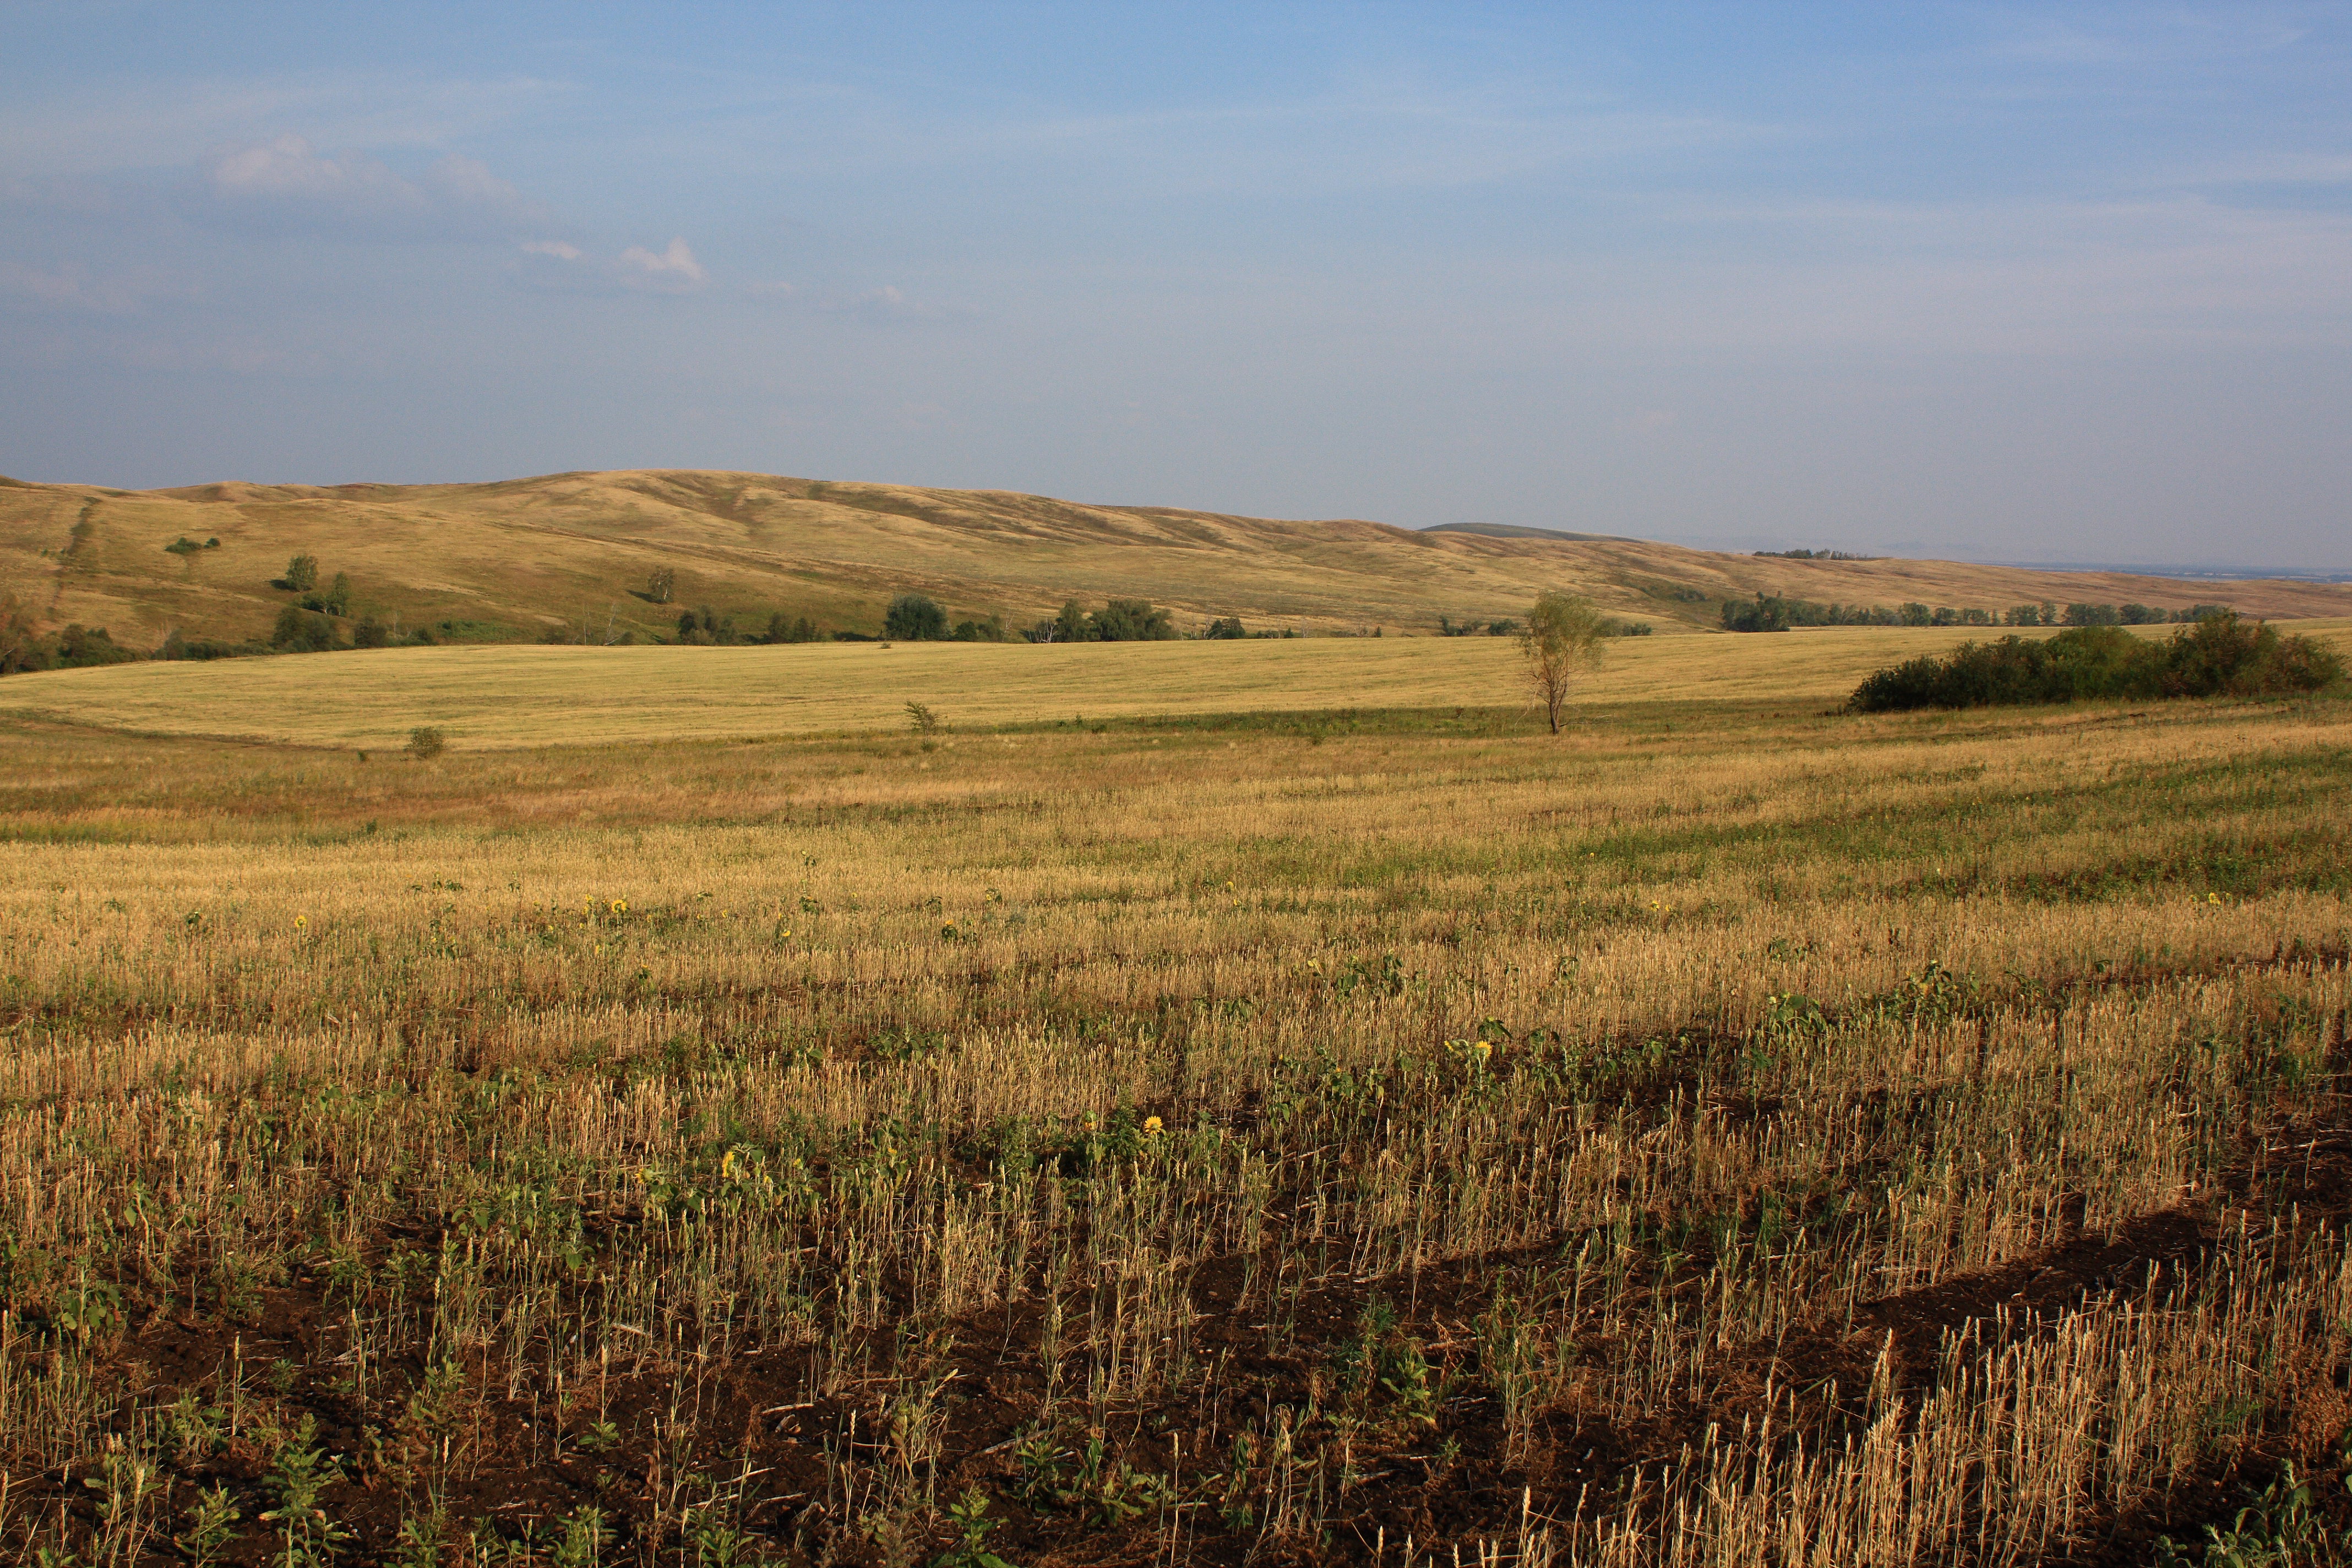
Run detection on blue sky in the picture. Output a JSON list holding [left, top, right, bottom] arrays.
[[3, 3, 2347, 565]]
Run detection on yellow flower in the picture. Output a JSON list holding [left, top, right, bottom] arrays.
[[1472, 1039, 1492, 1061], [1144, 1116, 1163, 1135], [610, 899, 627, 914], [293, 916, 306, 929]]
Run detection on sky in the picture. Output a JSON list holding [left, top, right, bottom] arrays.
[[2, 3, 2348, 567]]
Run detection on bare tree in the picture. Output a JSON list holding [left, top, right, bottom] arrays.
[[1519, 592, 1608, 734]]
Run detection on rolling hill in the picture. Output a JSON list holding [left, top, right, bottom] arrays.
[[5, 467, 2348, 651]]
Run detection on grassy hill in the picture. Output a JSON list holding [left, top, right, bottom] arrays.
[[6, 467, 2349, 651]]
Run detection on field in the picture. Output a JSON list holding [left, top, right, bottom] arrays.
[[9, 467, 2351, 651], [4, 635, 2352, 1567], [8, 621, 2351, 751]]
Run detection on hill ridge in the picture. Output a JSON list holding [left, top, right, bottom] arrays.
[[6, 467, 2349, 650]]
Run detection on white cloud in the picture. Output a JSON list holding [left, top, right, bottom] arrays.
[[198, 134, 555, 240], [209, 133, 417, 204], [616, 237, 706, 292], [508, 237, 709, 296]]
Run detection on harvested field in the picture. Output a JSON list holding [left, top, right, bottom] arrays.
[[3, 662, 2351, 1565], [6, 620, 2348, 750]]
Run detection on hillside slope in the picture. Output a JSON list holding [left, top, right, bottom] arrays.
[[5, 468, 2347, 649]]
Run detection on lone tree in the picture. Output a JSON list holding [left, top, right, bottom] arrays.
[[1519, 592, 1607, 734], [647, 567, 677, 605], [283, 554, 319, 593]]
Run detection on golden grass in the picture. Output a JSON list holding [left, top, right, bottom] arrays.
[[3, 651, 2350, 1561], [9, 619, 2346, 750]]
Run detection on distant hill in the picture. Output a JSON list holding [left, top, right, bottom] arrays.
[[5, 467, 2348, 649], [1423, 521, 1640, 545]]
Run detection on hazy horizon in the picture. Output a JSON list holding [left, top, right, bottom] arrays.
[[4, 3, 2348, 569]]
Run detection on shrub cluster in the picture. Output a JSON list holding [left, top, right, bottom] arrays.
[[1024, 598, 1178, 643], [1849, 615, 2343, 712], [1437, 616, 1518, 637], [878, 594, 1011, 642], [0, 618, 138, 674], [655, 607, 856, 645], [1201, 616, 1299, 639], [258, 554, 431, 653]]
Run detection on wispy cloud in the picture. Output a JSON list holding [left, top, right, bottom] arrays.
[[0, 73, 569, 178], [817, 284, 965, 324], [508, 237, 707, 296], [197, 134, 558, 241], [616, 237, 706, 292], [1999, 9, 2311, 66], [1522, 192, 2352, 355]]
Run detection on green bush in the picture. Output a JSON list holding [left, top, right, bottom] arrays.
[[1090, 598, 1175, 641], [884, 593, 949, 640], [1849, 614, 2343, 712], [676, 607, 738, 644], [157, 630, 253, 662], [271, 606, 343, 652]]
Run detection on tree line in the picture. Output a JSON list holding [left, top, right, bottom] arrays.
[[1723, 592, 2234, 633]]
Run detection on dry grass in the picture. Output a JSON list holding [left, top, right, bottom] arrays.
[[8, 467, 2349, 650], [2, 657, 2350, 1565], [7, 620, 2348, 751]]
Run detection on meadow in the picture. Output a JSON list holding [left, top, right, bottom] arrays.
[[8, 621, 2349, 750], [2, 638, 2351, 1567]]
